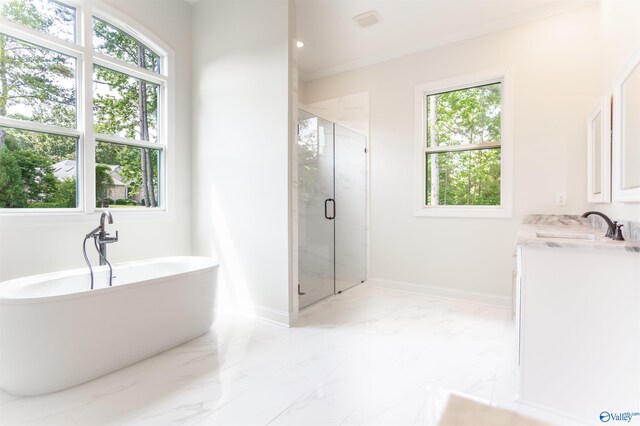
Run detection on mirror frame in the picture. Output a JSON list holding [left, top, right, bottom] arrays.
[[613, 45, 640, 203], [586, 96, 611, 203]]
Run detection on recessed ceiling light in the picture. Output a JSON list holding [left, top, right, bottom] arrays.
[[353, 10, 382, 28], [296, 40, 304, 48]]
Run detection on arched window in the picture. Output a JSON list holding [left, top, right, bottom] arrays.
[[0, 0, 172, 212]]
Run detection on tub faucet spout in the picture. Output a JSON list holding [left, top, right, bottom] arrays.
[[83, 211, 119, 290], [97, 212, 118, 266], [100, 210, 113, 228]]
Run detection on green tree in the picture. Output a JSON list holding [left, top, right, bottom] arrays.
[[95, 163, 114, 206], [0, 145, 27, 207], [0, 0, 77, 208], [0, 0, 75, 127], [426, 83, 502, 206], [1, 2, 160, 209], [2, 133, 59, 204], [93, 18, 159, 207], [51, 177, 76, 208]]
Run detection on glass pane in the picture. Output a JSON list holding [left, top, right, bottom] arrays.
[[0, 126, 78, 208], [426, 148, 501, 206], [297, 114, 335, 308], [92, 17, 160, 73], [334, 124, 366, 294], [95, 141, 160, 208], [621, 64, 640, 190], [1, 0, 76, 43], [426, 83, 501, 148], [0, 34, 76, 128], [593, 112, 602, 195], [93, 65, 159, 142]]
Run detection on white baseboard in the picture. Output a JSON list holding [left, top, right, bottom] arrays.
[[368, 278, 511, 309], [241, 303, 291, 327], [251, 303, 293, 327], [215, 303, 293, 327]]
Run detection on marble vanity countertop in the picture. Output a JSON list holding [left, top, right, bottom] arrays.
[[518, 215, 640, 254]]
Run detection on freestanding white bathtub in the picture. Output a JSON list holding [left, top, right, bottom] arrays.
[[0, 256, 219, 396]]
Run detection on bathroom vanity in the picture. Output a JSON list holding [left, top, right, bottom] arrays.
[[516, 215, 640, 422]]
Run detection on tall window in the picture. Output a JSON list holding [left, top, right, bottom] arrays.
[[415, 73, 512, 217], [0, 0, 170, 211]]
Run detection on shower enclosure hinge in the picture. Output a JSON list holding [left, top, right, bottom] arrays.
[[298, 284, 306, 296], [364, 148, 367, 153]]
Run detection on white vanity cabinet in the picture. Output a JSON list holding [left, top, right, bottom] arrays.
[[516, 243, 640, 422]]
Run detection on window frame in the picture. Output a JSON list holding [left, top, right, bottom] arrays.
[[414, 70, 513, 218], [0, 0, 175, 223]]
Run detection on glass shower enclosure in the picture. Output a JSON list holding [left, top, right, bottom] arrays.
[[297, 111, 367, 308]]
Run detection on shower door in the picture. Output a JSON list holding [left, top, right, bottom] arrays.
[[334, 124, 366, 293], [298, 112, 367, 308], [298, 114, 336, 307]]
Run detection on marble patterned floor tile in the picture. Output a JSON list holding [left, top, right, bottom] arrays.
[[1, 283, 569, 426], [123, 367, 259, 426], [201, 372, 315, 426], [0, 366, 147, 425]]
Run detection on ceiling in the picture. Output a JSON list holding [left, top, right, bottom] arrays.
[[296, 0, 595, 80]]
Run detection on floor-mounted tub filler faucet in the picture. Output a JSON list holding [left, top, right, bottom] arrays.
[[83, 211, 119, 289]]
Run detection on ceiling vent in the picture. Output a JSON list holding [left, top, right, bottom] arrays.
[[353, 10, 382, 28]]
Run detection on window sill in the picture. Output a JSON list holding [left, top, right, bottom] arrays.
[[415, 205, 512, 219], [0, 208, 172, 227]]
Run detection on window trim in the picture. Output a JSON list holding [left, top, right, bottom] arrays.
[[413, 69, 513, 218], [0, 0, 176, 224]]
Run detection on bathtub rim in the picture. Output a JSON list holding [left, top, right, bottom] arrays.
[[0, 256, 219, 305]]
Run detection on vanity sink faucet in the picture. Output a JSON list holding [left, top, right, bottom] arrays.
[[581, 211, 624, 241]]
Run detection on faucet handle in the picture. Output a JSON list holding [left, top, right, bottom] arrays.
[[86, 226, 101, 238], [614, 224, 625, 241], [100, 230, 119, 243]]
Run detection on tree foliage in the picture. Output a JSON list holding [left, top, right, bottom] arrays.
[[0, 0, 75, 126], [1, 131, 59, 205], [0, 0, 161, 208], [426, 83, 502, 206], [95, 163, 114, 205], [0, 145, 27, 207], [93, 18, 160, 207]]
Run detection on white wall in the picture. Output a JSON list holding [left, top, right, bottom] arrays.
[[301, 92, 370, 136], [0, 0, 193, 282], [191, 0, 295, 325], [301, 4, 613, 303]]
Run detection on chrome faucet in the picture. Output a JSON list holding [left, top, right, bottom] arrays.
[[97, 211, 118, 265], [83, 211, 119, 290], [86, 211, 119, 265], [581, 211, 624, 240]]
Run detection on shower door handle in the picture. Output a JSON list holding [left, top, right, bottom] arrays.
[[324, 198, 335, 220]]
